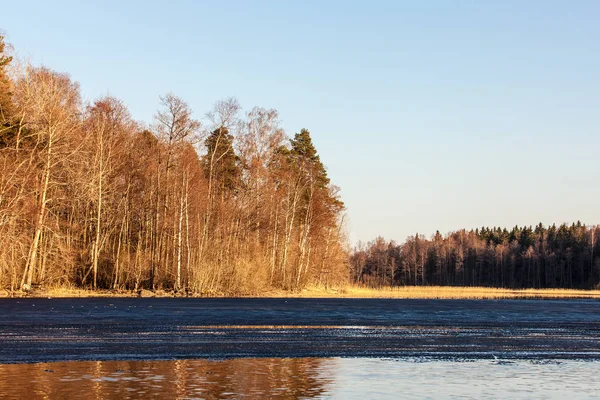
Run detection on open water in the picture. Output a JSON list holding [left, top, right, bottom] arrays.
[[0, 357, 598, 399]]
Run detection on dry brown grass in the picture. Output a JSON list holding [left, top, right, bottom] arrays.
[[7, 285, 600, 299], [289, 285, 600, 299]]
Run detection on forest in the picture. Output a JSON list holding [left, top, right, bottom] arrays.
[[1, 33, 599, 295], [351, 223, 600, 289], [0, 35, 347, 293]]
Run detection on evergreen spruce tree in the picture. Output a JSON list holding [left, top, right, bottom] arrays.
[[289, 128, 330, 189], [288, 128, 343, 211]]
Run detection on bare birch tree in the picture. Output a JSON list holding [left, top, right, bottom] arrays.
[[13, 66, 81, 290]]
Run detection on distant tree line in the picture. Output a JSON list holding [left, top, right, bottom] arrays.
[[0, 34, 346, 293], [351, 222, 600, 289]]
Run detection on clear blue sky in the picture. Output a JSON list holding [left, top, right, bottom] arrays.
[[3, 0, 599, 244]]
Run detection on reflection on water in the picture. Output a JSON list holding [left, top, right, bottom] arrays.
[[0, 357, 599, 399], [0, 358, 331, 399]]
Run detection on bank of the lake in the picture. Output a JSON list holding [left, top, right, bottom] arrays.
[[3, 285, 600, 299]]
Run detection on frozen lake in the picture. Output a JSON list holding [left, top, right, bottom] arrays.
[[1, 298, 600, 362]]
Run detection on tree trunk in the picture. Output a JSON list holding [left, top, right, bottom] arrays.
[[176, 187, 184, 291], [22, 131, 53, 290]]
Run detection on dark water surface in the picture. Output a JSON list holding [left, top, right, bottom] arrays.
[[1, 298, 600, 362], [1, 357, 598, 399]]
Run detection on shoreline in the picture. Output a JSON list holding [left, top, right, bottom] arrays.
[[2, 285, 600, 300]]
